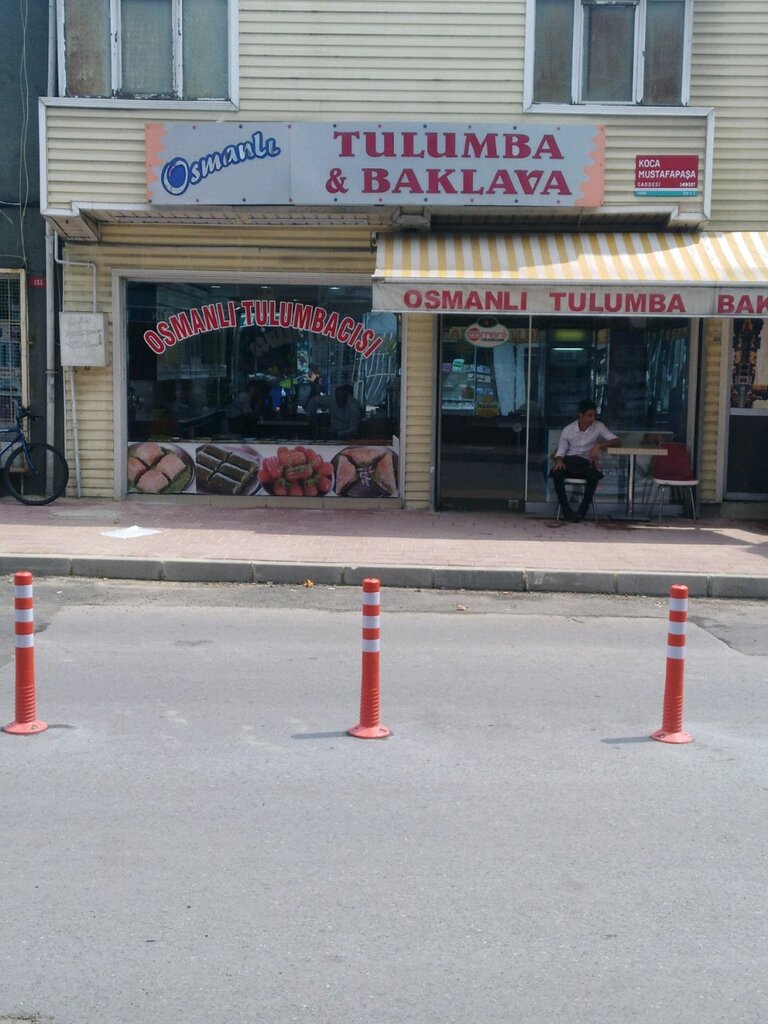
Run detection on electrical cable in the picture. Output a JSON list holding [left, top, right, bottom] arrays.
[[17, 0, 30, 268]]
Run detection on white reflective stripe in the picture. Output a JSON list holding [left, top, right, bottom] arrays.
[[15, 609, 34, 623], [667, 621, 686, 635], [362, 615, 380, 629], [14, 585, 33, 600], [669, 597, 688, 612], [361, 638, 381, 653], [667, 646, 685, 660], [14, 634, 34, 648], [362, 591, 380, 605]]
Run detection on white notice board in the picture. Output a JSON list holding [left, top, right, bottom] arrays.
[[59, 312, 109, 366]]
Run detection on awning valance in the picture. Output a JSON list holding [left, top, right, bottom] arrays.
[[373, 231, 768, 317]]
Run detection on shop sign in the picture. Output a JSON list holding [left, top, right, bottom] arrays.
[[142, 299, 385, 359], [464, 318, 509, 347], [634, 155, 699, 196], [146, 121, 605, 208], [373, 282, 768, 317]]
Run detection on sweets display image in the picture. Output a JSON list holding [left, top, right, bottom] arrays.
[[128, 441, 194, 494], [195, 443, 261, 495], [257, 445, 333, 497], [331, 447, 399, 498]]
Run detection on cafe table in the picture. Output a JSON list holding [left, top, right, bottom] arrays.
[[607, 446, 667, 520]]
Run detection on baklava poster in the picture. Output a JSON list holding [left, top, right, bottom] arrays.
[[127, 441, 399, 498]]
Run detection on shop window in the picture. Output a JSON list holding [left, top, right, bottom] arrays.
[[0, 274, 23, 427], [59, 0, 230, 100], [526, 317, 690, 504], [126, 282, 401, 498], [532, 0, 690, 106]]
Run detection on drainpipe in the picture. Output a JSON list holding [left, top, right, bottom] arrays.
[[45, 0, 87, 497], [45, 0, 56, 452], [52, 234, 95, 498]]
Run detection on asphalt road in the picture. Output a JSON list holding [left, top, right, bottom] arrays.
[[1, 580, 766, 1024], [1, 577, 767, 655]]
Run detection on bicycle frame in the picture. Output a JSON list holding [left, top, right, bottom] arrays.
[[0, 425, 30, 464]]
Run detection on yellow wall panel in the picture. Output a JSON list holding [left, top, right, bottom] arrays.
[[403, 314, 435, 509]]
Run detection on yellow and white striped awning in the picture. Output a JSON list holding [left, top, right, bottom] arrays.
[[373, 231, 768, 317]]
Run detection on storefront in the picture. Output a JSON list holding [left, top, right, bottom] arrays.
[[123, 280, 401, 501], [433, 312, 690, 511], [45, 118, 768, 514], [373, 230, 768, 513], [106, 226, 768, 513]]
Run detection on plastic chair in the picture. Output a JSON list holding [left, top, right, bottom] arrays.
[[555, 478, 599, 521], [647, 443, 699, 521]]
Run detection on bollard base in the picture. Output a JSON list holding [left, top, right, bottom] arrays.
[[651, 728, 693, 744], [4, 719, 48, 735], [348, 723, 391, 739]]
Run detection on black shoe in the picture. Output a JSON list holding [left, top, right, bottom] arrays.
[[561, 506, 579, 522], [576, 504, 590, 521]]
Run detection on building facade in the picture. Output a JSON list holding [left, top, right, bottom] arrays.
[[1, 2, 54, 447], [41, 1, 768, 512]]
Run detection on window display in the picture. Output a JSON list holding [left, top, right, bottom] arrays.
[[126, 282, 401, 498], [437, 313, 691, 510]]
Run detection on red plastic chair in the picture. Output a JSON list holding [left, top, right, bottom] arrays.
[[647, 442, 699, 521]]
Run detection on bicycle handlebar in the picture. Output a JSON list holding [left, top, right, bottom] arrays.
[[16, 406, 41, 423]]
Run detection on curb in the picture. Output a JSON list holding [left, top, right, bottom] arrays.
[[1, 554, 767, 598]]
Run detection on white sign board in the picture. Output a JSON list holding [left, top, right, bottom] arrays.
[[146, 122, 605, 208], [59, 312, 109, 366], [372, 282, 768, 317]]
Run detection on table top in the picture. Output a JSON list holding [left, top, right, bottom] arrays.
[[607, 446, 668, 456]]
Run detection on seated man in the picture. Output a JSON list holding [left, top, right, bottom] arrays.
[[306, 384, 363, 440], [225, 380, 261, 436], [551, 399, 620, 522]]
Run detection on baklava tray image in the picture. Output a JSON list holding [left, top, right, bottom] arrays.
[[128, 441, 195, 494]]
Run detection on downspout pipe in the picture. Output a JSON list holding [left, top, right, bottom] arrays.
[[52, 233, 94, 498], [45, 0, 56, 452]]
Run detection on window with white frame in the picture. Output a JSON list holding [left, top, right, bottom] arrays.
[[532, 0, 691, 106], [0, 274, 23, 427], [59, 0, 230, 100]]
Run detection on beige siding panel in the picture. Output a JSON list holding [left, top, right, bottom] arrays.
[[62, 367, 114, 498], [403, 314, 434, 509], [238, 1, 523, 115], [698, 318, 726, 504], [601, 119, 707, 215], [43, 1, 762, 224], [692, 1, 768, 229], [59, 227, 377, 497], [45, 107, 708, 217]]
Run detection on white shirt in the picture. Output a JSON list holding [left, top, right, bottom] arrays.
[[555, 419, 618, 460]]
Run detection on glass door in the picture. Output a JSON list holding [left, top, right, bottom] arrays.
[[726, 318, 768, 499], [524, 316, 692, 513], [437, 314, 693, 513], [437, 315, 530, 509]]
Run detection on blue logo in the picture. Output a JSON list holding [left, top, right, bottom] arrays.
[[160, 130, 282, 196]]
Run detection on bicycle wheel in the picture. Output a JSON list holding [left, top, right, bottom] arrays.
[[4, 443, 70, 505]]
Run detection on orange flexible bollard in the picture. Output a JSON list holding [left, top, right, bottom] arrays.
[[651, 583, 693, 744], [348, 577, 391, 739], [4, 571, 47, 735]]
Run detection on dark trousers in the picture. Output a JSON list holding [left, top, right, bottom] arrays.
[[550, 456, 603, 516]]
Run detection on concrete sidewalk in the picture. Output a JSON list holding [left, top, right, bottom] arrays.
[[1, 495, 767, 596]]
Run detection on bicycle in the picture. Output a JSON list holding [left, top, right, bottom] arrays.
[[0, 405, 70, 505]]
